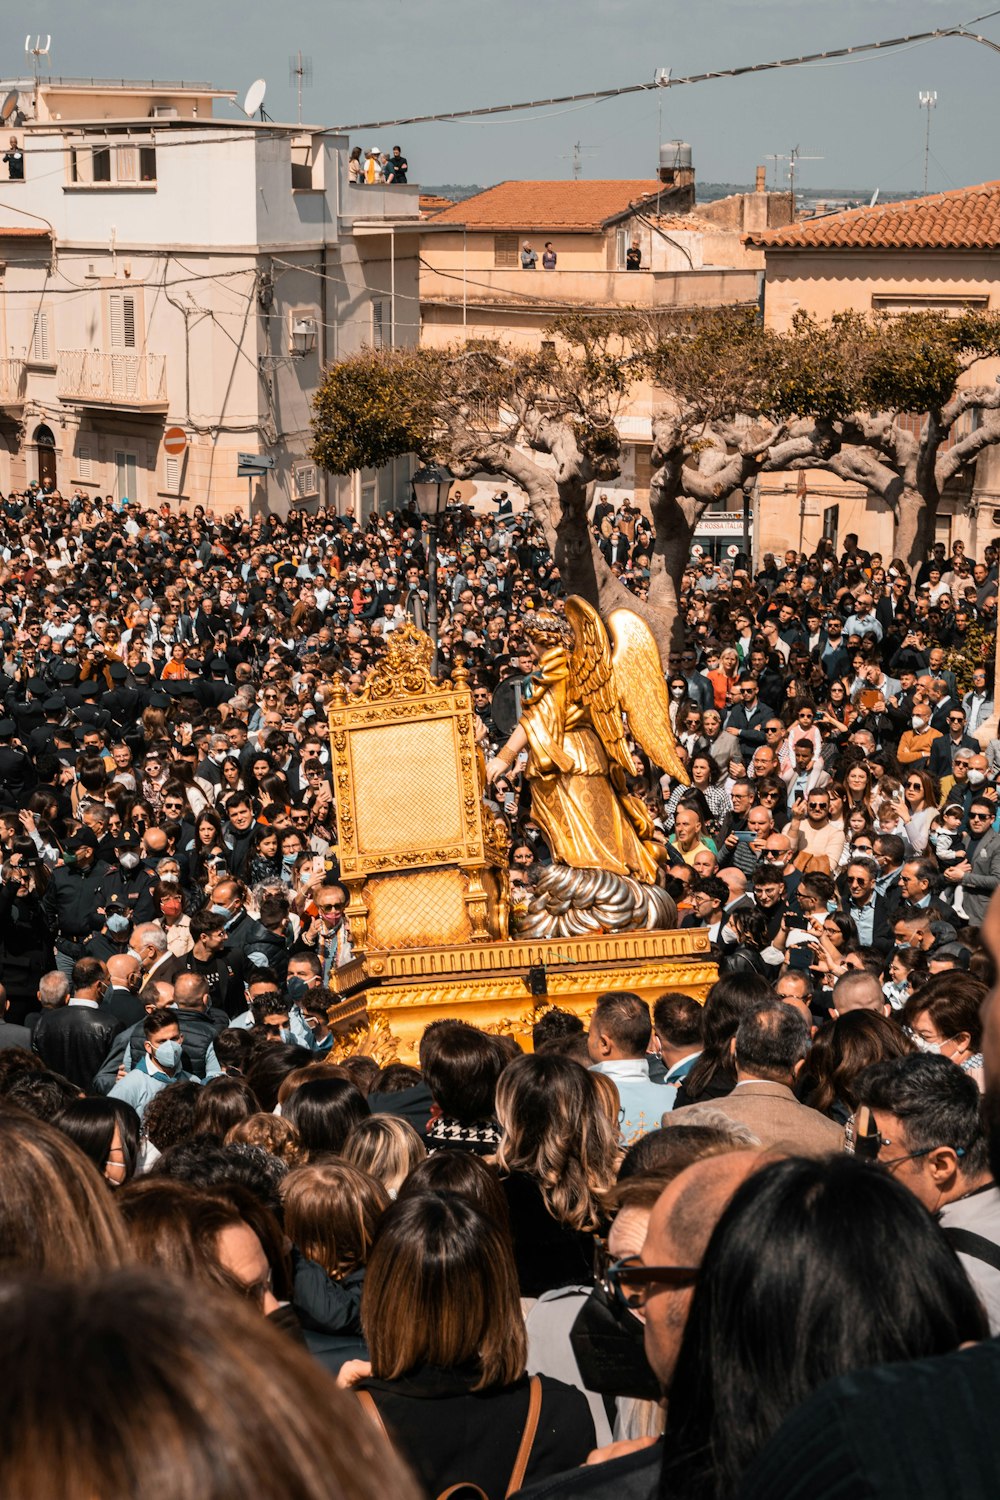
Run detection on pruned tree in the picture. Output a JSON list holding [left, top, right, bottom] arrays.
[[310, 307, 1000, 666]]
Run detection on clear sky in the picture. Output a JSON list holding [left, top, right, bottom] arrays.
[[11, 1, 1000, 192]]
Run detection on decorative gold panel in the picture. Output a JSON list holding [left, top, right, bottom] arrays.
[[328, 625, 491, 885]]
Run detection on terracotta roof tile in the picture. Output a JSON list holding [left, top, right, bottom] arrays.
[[745, 181, 1000, 251], [0, 226, 49, 238], [419, 193, 454, 217], [428, 180, 667, 231]]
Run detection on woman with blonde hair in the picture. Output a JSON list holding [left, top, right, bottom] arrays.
[[355, 1191, 594, 1496], [496, 1053, 616, 1295], [226, 1112, 306, 1167], [343, 1115, 426, 1198]]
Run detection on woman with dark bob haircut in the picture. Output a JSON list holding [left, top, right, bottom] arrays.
[[658, 1154, 987, 1500], [356, 1191, 594, 1497], [53, 1097, 141, 1188], [282, 1077, 370, 1158], [675, 972, 774, 1106], [0, 1269, 421, 1500]]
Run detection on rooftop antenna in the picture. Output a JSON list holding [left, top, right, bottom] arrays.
[[241, 78, 269, 122], [558, 140, 599, 179], [918, 90, 937, 193], [653, 67, 670, 167], [24, 34, 50, 113], [289, 52, 313, 125], [766, 144, 822, 212]]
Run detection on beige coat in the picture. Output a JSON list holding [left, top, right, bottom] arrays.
[[674, 1080, 844, 1157]]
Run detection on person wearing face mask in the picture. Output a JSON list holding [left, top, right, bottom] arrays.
[[897, 695, 940, 770], [109, 1006, 200, 1119], [297, 882, 352, 982], [102, 951, 146, 1027], [84, 900, 135, 963], [102, 830, 160, 924]]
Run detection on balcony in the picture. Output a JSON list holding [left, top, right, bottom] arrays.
[[0, 358, 26, 407], [419, 264, 761, 311], [340, 181, 421, 227], [57, 350, 168, 410]]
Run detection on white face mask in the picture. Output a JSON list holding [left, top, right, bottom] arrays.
[[720, 923, 738, 945], [912, 716, 927, 732], [967, 770, 986, 786]]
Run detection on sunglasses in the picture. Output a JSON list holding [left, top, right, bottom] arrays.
[[604, 1256, 700, 1316]]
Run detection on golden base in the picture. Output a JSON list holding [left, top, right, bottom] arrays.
[[329, 928, 717, 1061]]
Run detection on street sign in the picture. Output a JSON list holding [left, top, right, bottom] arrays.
[[163, 426, 187, 455], [237, 452, 275, 471]]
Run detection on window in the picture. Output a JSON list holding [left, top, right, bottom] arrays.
[[139, 146, 157, 182], [371, 298, 384, 349], [294, 462, 318, 498], [164, 455, 180, 494], [109, 291, 137, 350], [92, 147, 112, 183], [114, 450, 138, 503], [77, 443, 94, 482], [616, 228, 629, 270], [494, 234, 518, 268], [116, 145, 138, 183], [30, 308, 52, 363], [871, 294, 989, 315]]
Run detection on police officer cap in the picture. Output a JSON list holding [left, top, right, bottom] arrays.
[[43, 695, 66, 713], [109, 662, 128, 682]]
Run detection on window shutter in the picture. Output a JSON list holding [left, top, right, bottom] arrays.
[[371, 298, 384, 349], [117, 145, 138, 182], [494, 234, 518, 268], [77, 443, 93, 481], [165, 455, 180, 493], [294, 463, 318, 498], [31, 309, 51, 362], [109, 292, 137, 349]]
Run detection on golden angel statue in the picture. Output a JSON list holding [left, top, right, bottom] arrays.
[[486, 596, 689, 887]]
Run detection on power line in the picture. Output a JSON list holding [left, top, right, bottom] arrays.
[[324, 9, 1000, 133]]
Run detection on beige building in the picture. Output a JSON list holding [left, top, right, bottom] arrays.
[[0, 75, 421, 516], [748, 182, 1000, 560], [420, 165, 791, 522]]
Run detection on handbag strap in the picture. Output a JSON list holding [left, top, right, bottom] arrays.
[[943, 1226, 1000, 1274], [506, 1376, 542, 1498], [356, 1388, 390, 1442]]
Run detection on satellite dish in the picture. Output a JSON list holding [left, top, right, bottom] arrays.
[[242, 79, 266, 119], [869, 188, 880, 207], [0, 91, 18, 124]]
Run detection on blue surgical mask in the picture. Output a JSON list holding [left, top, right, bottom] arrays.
[[153, 1039, 183, 1070], [107, 912, 130, 936]]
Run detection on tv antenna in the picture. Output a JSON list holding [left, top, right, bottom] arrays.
[[241, 78, 270, 122], [765, 144, 822, 210], [918, 90, 937, 192], [558, 140, 599, 180], [289, 52, 313, 125], [24, 34, 50, 110]]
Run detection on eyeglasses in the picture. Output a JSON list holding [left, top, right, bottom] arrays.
[[906, 781, 923, 790], [318, 901, 344, 912], [604, 1256, 700, 1318], [846, 876, 870, 886], [969, 811, 992, 820]]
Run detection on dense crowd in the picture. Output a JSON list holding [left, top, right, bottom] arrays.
[[2, 479, 1000, 1497]]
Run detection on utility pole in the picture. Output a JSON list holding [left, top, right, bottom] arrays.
[[919, 91, 937, 193]]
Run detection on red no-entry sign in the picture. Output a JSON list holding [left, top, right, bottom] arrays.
[[163, 427, 187, 455]]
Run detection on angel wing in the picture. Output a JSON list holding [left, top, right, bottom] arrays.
[[608, 608, 691, 785], [564, 596, 635, 778]]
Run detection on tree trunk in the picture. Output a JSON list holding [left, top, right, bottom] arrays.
[[894, 484, 933, 568]]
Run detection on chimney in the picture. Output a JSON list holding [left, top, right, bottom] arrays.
[[755, 165, 766, 194]]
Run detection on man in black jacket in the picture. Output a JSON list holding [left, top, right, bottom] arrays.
[[32, 956, 122, 1090], [40, 826, 113, 976], [725, 675, 769, 763]]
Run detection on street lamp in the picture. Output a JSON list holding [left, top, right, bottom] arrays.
[[410, 462, 453, 651]]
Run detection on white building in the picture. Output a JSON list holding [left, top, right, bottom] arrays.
[[0, 75, 420, 515]]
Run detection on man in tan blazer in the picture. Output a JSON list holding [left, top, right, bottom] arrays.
[[673, 1002, 844, 1156]]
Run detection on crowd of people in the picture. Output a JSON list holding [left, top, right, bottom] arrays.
[[2, 480, 1000, 1496]]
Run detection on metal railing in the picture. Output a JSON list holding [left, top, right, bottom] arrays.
[[57, 350, 167, 405], [0, 358, 26, 402]]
